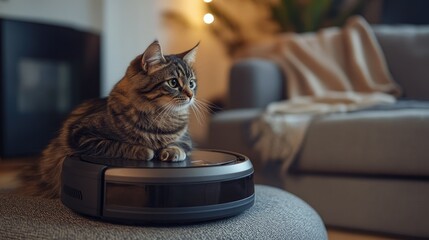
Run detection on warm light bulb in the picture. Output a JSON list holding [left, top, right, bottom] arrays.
[[204, 0, 213, 3], [203, 13, 214, 24]]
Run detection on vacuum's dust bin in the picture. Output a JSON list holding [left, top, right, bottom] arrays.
[[61, 149, 254, 224]]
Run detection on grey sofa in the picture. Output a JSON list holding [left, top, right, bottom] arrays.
[[206, 24, 429, 238]]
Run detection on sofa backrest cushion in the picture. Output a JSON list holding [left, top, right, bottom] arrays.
[[374, 25, 429, 100]]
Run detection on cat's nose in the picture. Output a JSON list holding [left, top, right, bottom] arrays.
[[183, 88, 193, 100]]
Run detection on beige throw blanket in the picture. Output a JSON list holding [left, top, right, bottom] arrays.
[[249, 16, 402, 171]]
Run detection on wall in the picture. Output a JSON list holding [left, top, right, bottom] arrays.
[[0, 0, 103, 33]]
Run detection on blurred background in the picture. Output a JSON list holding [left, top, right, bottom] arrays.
[[1, 0, 428, 158]]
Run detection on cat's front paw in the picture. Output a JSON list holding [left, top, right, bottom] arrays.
[[124, 146, 154, 161], [139, 148, 155, 161], [159, 146, 186, 162]]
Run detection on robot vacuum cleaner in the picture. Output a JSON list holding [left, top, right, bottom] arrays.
[[61, 149, 254, 224]]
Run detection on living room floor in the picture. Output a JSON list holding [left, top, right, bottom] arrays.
[[0, 159, 397, 239]]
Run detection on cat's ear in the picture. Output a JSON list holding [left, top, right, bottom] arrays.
[[177, 42, 199, 66], [141, 40, 166, 72]]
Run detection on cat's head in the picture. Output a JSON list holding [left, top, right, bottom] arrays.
[[115, 41, 199, 113]]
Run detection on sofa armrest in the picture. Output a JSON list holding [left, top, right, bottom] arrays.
[[228, 58, 285, 109]]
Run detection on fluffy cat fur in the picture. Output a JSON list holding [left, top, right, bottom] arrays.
[[19, 41, 200, 198]]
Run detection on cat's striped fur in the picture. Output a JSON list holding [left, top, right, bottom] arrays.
[[19, 41, 199, 198]]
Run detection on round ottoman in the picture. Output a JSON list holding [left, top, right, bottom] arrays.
[[0, 185, 327, 239]]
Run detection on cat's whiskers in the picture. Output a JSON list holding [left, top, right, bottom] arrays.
[[193, 100, 206, 125], [198, 98, 221, 112], [190, 98, 217, 126], [190, 102, 203, 126]]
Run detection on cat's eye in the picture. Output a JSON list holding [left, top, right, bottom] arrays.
[[189, 80, 196, 90], [167, 79, 179, 88]]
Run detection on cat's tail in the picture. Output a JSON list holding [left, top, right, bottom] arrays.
[[14, 159, 60, 198], [14, 162, 59, 199], [13, 163, 40, 195]]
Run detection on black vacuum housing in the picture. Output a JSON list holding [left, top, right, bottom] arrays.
[[61, 149, 254, 224]]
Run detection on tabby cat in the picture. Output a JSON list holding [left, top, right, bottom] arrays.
[[19, 41, 199, 198]]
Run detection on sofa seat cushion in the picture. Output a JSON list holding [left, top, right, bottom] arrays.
[[296, 101, 429, 177]]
